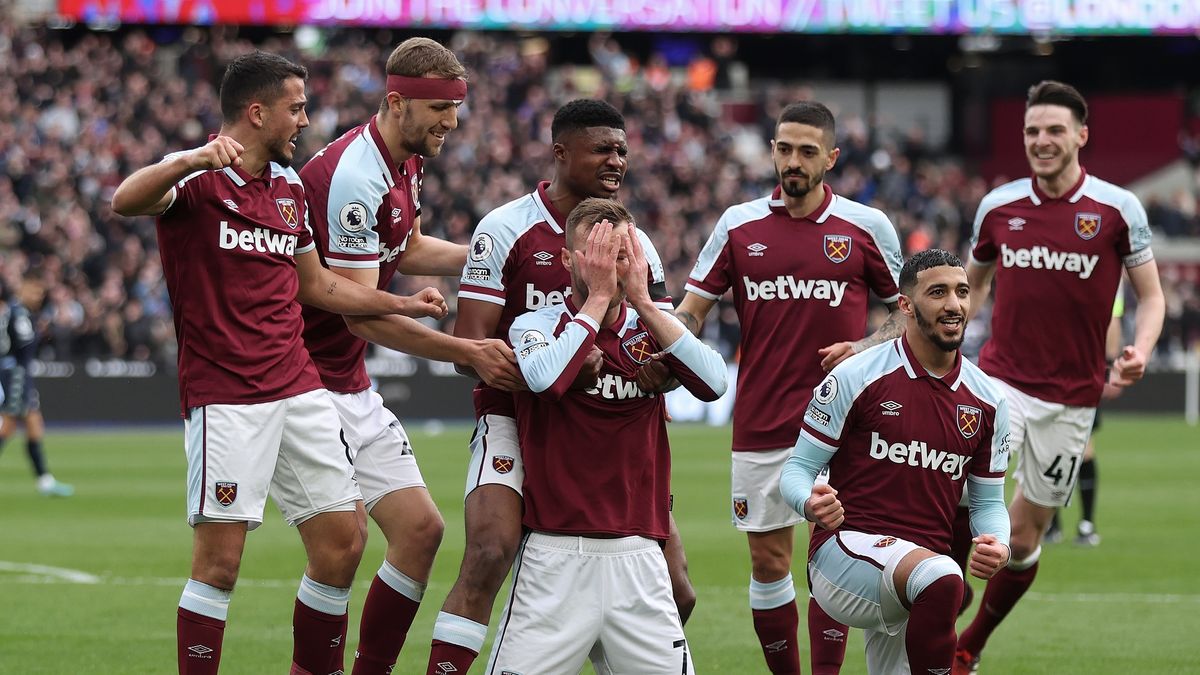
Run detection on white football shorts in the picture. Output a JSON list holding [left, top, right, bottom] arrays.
[[463, 414, 523, 498], [997, 380, 1096, 508], [486, 532, 695, 675], [809, 531, 955, 675], [731, 447, 806, 532], [185, 388, 359, 529], [329, 389, 425, 512]]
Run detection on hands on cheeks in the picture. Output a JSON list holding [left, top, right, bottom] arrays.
[[574, 219, 620, 301], [968, 533, 1010, 580], [804, 482, 844, 531]]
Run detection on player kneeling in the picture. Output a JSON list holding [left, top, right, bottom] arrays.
[[484, 199, 726, 674], [781, 249, 1012, 674]]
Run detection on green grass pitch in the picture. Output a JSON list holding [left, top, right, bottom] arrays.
[[1, 416, 1199, 673]]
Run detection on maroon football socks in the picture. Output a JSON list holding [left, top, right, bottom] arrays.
[[807, 596, 848, 675], [905, 574, 963, 673], [352, 564, 424, 675], [958, 558, 1040, 657], [752, 602, 802, 675], [178, 607, 225, 675], [426, 641, 479, 675]]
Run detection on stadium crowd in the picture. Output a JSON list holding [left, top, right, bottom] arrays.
[[1, 22, 1198, 367]]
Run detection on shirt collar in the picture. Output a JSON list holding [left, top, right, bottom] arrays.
[[1029, 168, 1088, 206], [366, 116, 406, 188], [533, 181, 567, 234], [768, 183, 836, 223], [896, 334, 963, 391]]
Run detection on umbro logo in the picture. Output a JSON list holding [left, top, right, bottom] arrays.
[[928, 669, 951, 675], [747, 242, 767, 256], [435, 663, 458, 674], [823, 628, 846, 640], [391, 207, 402, 223], [881, 400, 903, 416], [533, 250, 555, 266], [1008, 217, 1025, 231], [764, 639, 788, 653], [187, 644, 214, 658], [222, 199, 239, 211]]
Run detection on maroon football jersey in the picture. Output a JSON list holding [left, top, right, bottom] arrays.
[[509, 298, 726, 540], [458, 182, 672, 418], [687, 185, 903, 452], [299, 117, 423, 393], [971, 172, 1153, 407], [156, 161, 322, 413], [799, 337, 1010, 555]]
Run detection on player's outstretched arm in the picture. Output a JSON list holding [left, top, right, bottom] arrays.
[[674, 292, 717, 337], [112, 136, 244, 217], [818, 302, 906, 372], [396, 216, 470, 277], [347, 314, 522, 390], [295, 250, 448, 319], [1113, 259, 1165, 386]]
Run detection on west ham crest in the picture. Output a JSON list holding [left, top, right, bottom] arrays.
[[622, 331, 654, 364], [215, 481, 238, 507], [824, 234, 852, 263], [276, 198, 298, 229], [873, 536, 897, 548], [732, 497, 749, 521], [1074, 212, 1101, 240], [957, 404, 981, 439], [492, 455, 515, 474]]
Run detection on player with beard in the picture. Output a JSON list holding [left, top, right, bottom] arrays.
[[426, 100, 693, 675], [113, 51, 447, 674], [675, 101, 904, 675], [952, 81, 1164, 674], [779, 249, 1012, 675], [298, 37, 519, 675]]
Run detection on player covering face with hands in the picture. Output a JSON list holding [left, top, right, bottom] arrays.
[[780, 249, 1011, 675], [484, 200, 725, 674]]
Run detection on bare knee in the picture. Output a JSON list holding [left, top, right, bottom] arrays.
[[384, 506, 445, 563], [460, 527, 520, 591], [748, 532, 794, 581], [193, 548, 242, 590], [304, 516, 366, 587]]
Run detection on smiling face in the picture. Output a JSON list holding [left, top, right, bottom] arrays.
[[772, 121, 838, 199], [1024, 103, 1088, 184], [557, 126, 629, 199], [902, 264, 971, 352], [260, 75, 308, 167], [396, 95, 461, 158]]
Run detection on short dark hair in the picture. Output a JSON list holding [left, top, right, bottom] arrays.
[[777, 101, 836, 140], [552, 99, 625, 142], [565, 197, 634, 248], [899, 249, 964, 294], [219, 51, 308, 123], [1027, 80, 1088, 126]]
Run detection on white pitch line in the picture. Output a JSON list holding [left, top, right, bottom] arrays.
[[0, 561, 101, 584], [2, 565, 1197, 605]]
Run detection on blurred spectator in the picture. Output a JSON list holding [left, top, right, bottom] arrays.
[[1, 21, 1196, 371]]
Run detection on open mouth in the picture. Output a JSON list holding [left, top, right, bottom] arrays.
[[939, 315, 963, 331], [599, 173, 621, 190]]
